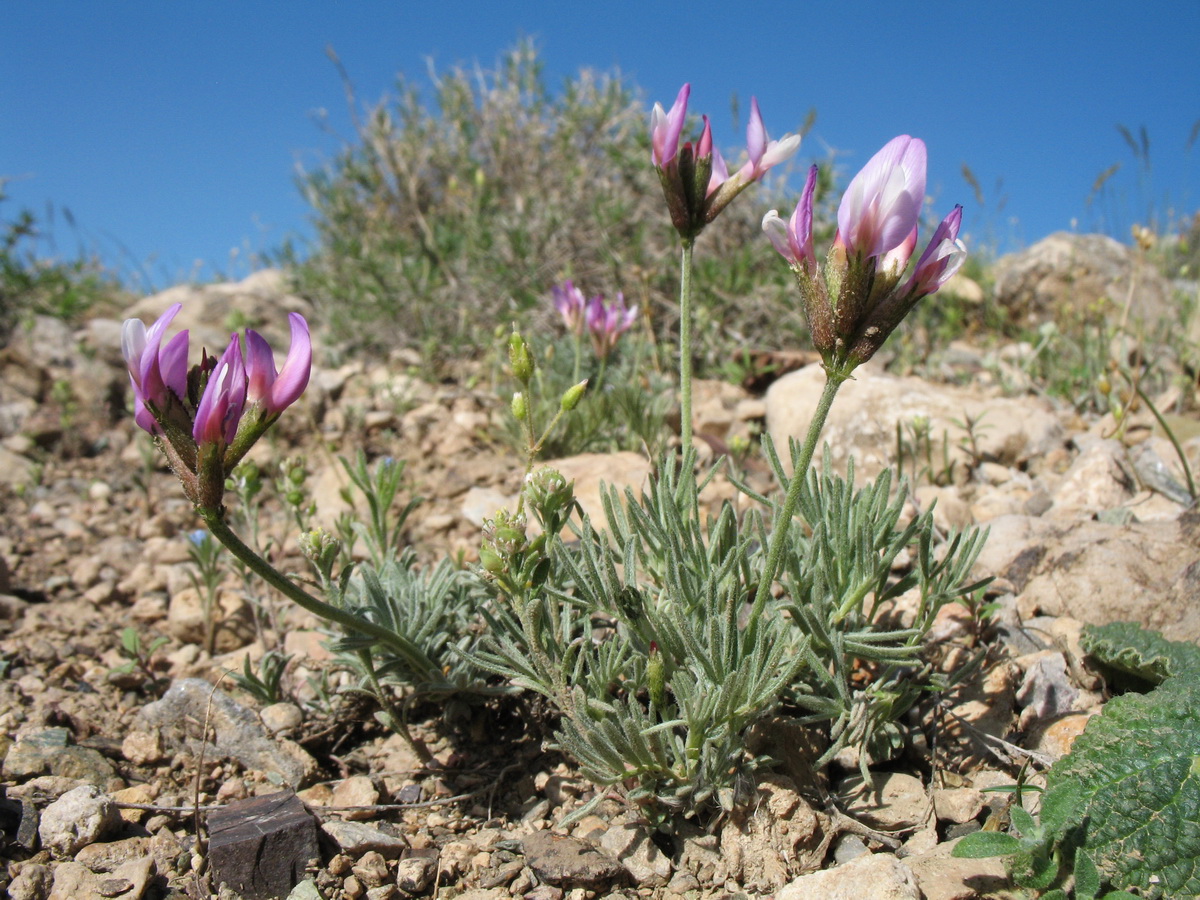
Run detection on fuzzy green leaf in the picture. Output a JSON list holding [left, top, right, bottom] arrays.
[[1074, 850, 1101, 899], [951, 830, 1023, 858], [1044, 676, 1200, 898], [1081, 621, 1200, 685]]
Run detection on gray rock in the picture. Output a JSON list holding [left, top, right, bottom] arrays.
[[321, 820, 409, 858], [38, 784, 122, 858], [286, 880, 324, 900], [1016, 651, 1081, 728], [521, 830, 624, 888], [137, 678, 317, 786], [971, 509, 1200, 642], [0, 445, 36, 488], [2, 727, 70, 778], [395, 855, 436, 893]]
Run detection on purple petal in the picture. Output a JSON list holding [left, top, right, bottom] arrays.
[[707, 146, 729, 196], [837, 136, 927, 258], [193, 335, 247, 446], [269, 313, 312, 413], [651, 83, 690, 166], [906, 206, 966, 296], [244, 329, 276, 406], [746, 98, 766, 166], [158, 329, 190, 402], [794, 165, 818, 269]]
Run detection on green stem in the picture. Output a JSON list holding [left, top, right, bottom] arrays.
[[358, 648, 432, 764], [678, 238, 695, 449], [199, 508, 427, 667], [748, 371, 848, 632], [571, 331, 583, 385], [1130, 377, 1197, 500]]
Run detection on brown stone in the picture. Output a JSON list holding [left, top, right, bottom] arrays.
[[206, 790, 319, 900]]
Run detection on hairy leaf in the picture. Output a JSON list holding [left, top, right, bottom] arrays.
[[1044, 676, 1200, 898], [1081, 621, 1200, 685]]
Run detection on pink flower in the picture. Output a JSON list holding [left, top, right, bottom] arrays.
[[551, 281, 588, 335], [121, 302, 189, 433], [193, 335, 247, 447], [650, 84, 691, 168], [586, 293, 638, 359], [762, 165, 818, 271], [837, 135, 927, 259], [707, 143, 729, 197], [245, 312, 312, 416], [650, 85, 799, 240], [904, 206, 967, 297], [733, 98, 802, 185], [764, 136, 968, 372]]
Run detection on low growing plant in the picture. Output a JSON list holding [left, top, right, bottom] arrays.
[[121, 78, 988, 840]]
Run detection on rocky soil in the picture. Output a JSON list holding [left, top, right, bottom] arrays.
[[2, 239, 1199, 899]]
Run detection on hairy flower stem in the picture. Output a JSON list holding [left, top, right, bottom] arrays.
[[571, 332, 583, 385], [678, 238, 696, 449], [198, 508, 431, 672], [747, 370, 849, 633]]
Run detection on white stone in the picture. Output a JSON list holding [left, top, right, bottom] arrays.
[[38, 784, 121, 857], [778, 852, 920, 900]]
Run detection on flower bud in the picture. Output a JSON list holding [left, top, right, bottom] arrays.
[[524, 467, 573, 515], [508, 331, 535, 384], [511, 391, 529, 422], [479, 547, 506, 575], [298, 528, 341, 579], [648, 641, 666, 711], [560, 380, 588, 412]]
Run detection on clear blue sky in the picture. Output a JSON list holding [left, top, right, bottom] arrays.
[[4, 1, 1197, 291]]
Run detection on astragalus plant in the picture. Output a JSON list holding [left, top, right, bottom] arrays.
[[474, 91, 986, 822], [123, 77, 986, 828]]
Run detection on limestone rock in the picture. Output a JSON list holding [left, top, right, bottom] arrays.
[[906, 837, 1009, 900], [123, 269, 311, 355], [599, 823, 672, 887], [137, 678, 317, 786], [766, 364, 1062, 480], [38, 784, 122, 858], [837, 772, 934, 834], [971, 509, 1200, 642], [993, 232, 1177, 328], [778, 852, 920, 900]]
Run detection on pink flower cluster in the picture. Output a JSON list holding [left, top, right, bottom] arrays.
[[552, 281, 638, 360], [123, 303, 311, 445], [122, 303, 311, 508], [650, 84, 799, 240], [761, 135, 966, 369]]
